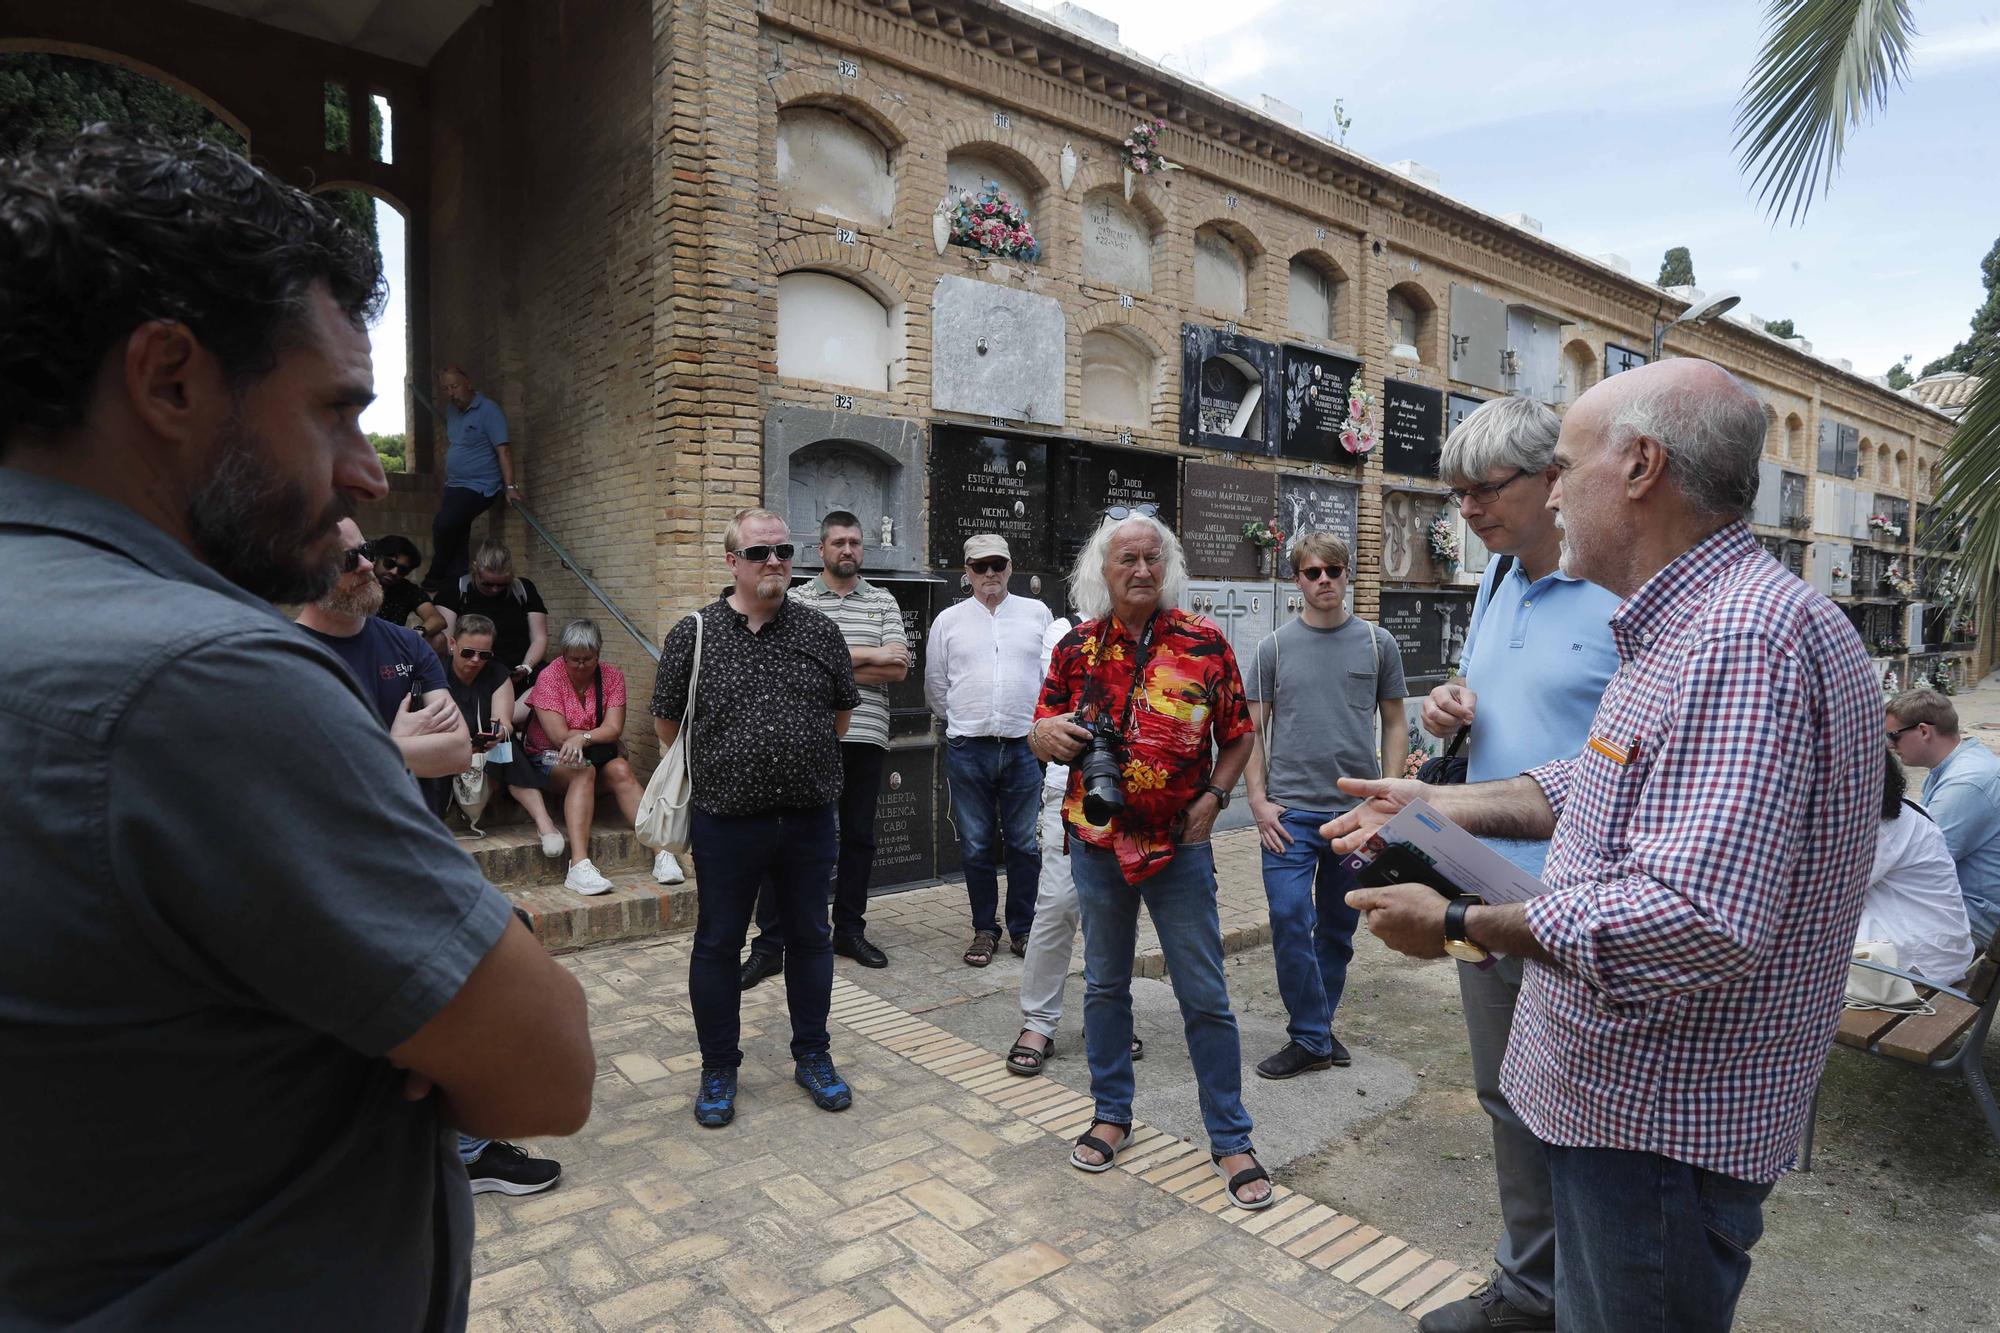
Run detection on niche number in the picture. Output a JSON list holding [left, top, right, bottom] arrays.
[[1221, 321, 1239, 336], [836, 58, 859, 78], [835, 227, 857, 245], [1117, 429, 1134, 446], [1314, 226, 1327, 243], [832, 394, 855, 411], [1224, 194, 1239, 209], [992, 111, 1011, 129], [1118, 293, 1134, 310]]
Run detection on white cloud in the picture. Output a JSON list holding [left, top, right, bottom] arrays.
[[1913, 19, 2000, 73]]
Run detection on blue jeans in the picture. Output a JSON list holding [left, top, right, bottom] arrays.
[[1259, 807, 1361, 1056], [943, 735, 1041, 938], [1545, 1145, 1773, 1333], [1071, 838, 1253, 1155], [458, 1135, 488, 1164], [688, 803, 838, 1069]]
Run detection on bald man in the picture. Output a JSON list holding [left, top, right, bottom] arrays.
[[1329, 359, 1879, 1332]]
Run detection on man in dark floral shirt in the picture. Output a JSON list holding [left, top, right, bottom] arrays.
[[1030, 512, 1272, 1210]]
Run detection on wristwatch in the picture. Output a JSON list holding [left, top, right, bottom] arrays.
[[1201, 783, 1231, 809], [1443, 896, 1490, 964]]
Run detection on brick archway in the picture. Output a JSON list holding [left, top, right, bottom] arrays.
[[768, 72, 916, 150]]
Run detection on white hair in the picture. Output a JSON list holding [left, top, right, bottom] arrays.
[[1606, 368, 1766, 519], [1067, 514, 1186, 620], [1439, 396, 1560, 486], [558, 618, 603, 656]]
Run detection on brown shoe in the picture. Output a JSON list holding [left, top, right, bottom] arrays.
[[963, 930, 998, 967]]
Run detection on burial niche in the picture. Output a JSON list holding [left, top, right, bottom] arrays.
[[1387, 283, 1432, 363], [1194, 225, 1249, 316], [775, 106, 895, 227], [776, 271, 896, 390], [1081, 191, 1154, 292], [1288, 255, 1342, 341], [788, 440, 893, 552], [1080, 327, 1154, 427]]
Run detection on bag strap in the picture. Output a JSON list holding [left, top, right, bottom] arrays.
[[682, 612, 704, 729], [1258, 627, 1279, 783], [1464, 552, 1516, 668], [592, 664, 606, 728]]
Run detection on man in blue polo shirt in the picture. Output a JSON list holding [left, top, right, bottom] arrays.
[[425, 365, 521, 592], [1888, 688, 2000, 945], [1415, 396, 1618, 1333]]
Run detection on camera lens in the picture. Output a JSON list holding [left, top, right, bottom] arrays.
[[1078, 724, 1126, 826]]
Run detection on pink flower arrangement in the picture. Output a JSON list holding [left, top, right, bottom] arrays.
[[1339, 387, 1377, 455], [948, 182, 1041, 261], [1120, 120, 1180, 176]]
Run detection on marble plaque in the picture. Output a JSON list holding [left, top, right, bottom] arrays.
[[1053, 441, 1179, 566], [1179, 323, 1279, 454], [871, 745, 937, 888], [1380, 487, 1452, 584], [764, 407, 925, 574], [1446, 393, 1484, 438], [932, 276, 1067, 426], [1082, 193, 1153, 292], [1276, 474, 1360, 579], [929, 426, 1050, 570], [1379, 589, 1477, 685], [1179, 580, 1274, 835], [1382, 379, 1445, 479], [1279, 345, 1363, 464], [1181, 461, 1277, 580]]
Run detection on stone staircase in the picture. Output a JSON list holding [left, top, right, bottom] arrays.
[[449, 805, 695, 952]]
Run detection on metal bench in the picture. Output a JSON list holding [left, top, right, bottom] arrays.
[[1800, 935, 2000, 1170]]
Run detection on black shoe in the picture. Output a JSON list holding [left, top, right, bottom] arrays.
[[1256, 1040, 1336, 1080], [1416, 1281, 1553, 1333], [1009, 934, 1028, 958], [833, 933, 888, 968], [739, 949, 783, 990], [1327, 1033, 1353, 1067], [464, 1141, 562, 1196]]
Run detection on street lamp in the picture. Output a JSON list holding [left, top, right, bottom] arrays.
[[1651, 289, 1741, 362]]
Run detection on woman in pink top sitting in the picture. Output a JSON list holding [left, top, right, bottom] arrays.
[[526, 619, 645, 895]]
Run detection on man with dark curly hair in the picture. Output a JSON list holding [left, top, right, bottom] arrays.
[[0, 129, 594, 1331]]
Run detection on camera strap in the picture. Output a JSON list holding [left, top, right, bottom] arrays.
[[1115, 611, 1160, 734]]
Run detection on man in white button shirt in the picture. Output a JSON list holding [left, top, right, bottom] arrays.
[[927, 534, 1054, 966]]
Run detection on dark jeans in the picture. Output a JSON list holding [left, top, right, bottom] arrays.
[[687, 802, 837, 1069], [1545, 1145, 1773, 1333], [1458, 955, 1554, 1319], [425, 484, 500, 591], [943, 734, 1041, 938], [1258, 807, 1361, 1056], [750, 743, 885, 957]]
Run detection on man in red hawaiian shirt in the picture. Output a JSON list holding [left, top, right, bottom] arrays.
[[1029, 512, 1273, 1210]]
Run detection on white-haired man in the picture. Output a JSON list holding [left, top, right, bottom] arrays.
[[1331, 359, 1879, 1330], [1030, 513, 1272, 1209], [1413, 397, 1619, 1333]]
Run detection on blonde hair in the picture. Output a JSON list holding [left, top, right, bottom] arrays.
[[1888, 688, 1958, 735], [723, 507, 785, 552], [1288, 530, 1350, 572]]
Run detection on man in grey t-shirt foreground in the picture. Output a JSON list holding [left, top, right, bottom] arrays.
[[0, 130, 593, 1331], [1245, 531, 1406, 1078]]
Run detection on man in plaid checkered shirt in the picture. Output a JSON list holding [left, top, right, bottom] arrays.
[[1327, 359, 1879, 1333]]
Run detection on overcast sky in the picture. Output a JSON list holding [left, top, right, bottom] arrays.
[[1027, 0, 1998, 380]]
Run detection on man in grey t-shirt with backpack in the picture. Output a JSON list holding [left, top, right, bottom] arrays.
[[1245, 531, 1406, 1078]]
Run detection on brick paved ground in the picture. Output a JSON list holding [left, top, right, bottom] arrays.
[[469, 827, 1487, 1331]]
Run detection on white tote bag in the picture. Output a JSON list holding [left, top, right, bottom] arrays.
[[1844, 940, 1933, 1014], [636, 614, 701, 854]]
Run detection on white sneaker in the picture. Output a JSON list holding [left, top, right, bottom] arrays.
[[652, 849, 686, 885], [540, 831, 566, 858], [565, 859, 614, 895]]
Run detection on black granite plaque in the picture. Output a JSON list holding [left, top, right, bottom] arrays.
[[929, 426, 1051, 570], [1278, 345, 1363, 464], [1276, 474, 1361, 579], [1181, 461, 1277, 580], [1053, 442, 1180, 567], [1179, 323, 1279, 455], [871, 745, 938, 889], [1378, 589, 1477, 685], [1382, 379, 1445, 479], [876, 577, 939, 737]]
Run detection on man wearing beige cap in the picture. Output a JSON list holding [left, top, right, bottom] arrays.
[[926, 534, 1054, 965]]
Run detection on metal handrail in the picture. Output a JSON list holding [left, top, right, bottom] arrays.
[[511, 501, 661, 662]]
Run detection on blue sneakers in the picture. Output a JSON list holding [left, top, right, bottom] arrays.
[[694, 1066, 737, 1127], [794, 1052, 853, 1112]]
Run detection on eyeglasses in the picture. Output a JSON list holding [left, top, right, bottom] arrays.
[[379, 561, 415, 578], [1296, 564, 1346, 583], [1887, 723, 1921, 742], [731, 543, 796, 564], [340, 540, 377, 572], [1104, 503, 1159, 520], [457, 648, 496, 661], [968, 557, 1010, 575], [1447, 468, 1534, 508]]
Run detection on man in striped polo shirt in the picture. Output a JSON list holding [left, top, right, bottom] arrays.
[[742, 510, 911, 984]]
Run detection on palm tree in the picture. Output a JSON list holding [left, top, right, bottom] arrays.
[[1735, 0, 1999, 611]]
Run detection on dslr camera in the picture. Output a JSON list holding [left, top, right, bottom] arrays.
[[1077, 717, 1127, 826]]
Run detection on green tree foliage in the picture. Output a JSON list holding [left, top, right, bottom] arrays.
[[369, 433, 407, 474], [0, 52, 243, 156], [1657, 246, 1696, 287], [1886, 356, 1914, 390], [1920, 236, 2000, 377], [1764, 317, 1797, 339]]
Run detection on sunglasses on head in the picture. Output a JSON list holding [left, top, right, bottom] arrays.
[[731, 543, 796, 564], [968, 557, 1010, 575], [457, 647, 495, 661], [340, 540, 378, 572], [1296, 564, 1345, 582], [1104, 503, 1159, 520]]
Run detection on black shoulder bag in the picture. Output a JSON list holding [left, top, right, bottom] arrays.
[[1417, 553, 1515, 785]]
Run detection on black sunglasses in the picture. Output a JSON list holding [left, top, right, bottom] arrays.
[[1104, 503, 1159, 520], [457, 648, 496, 661], [1447, 468, 1534, 507], [379, 561, 415, 578], [731, 543, 796, 564], [968, 557, 1010, 575], [1296, 564, 1346, 582], [1887, 723, 1921, 742], [341, 540, 378, 572]]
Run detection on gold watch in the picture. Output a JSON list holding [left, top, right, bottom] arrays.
[[1443, 896, 1490, 964]]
